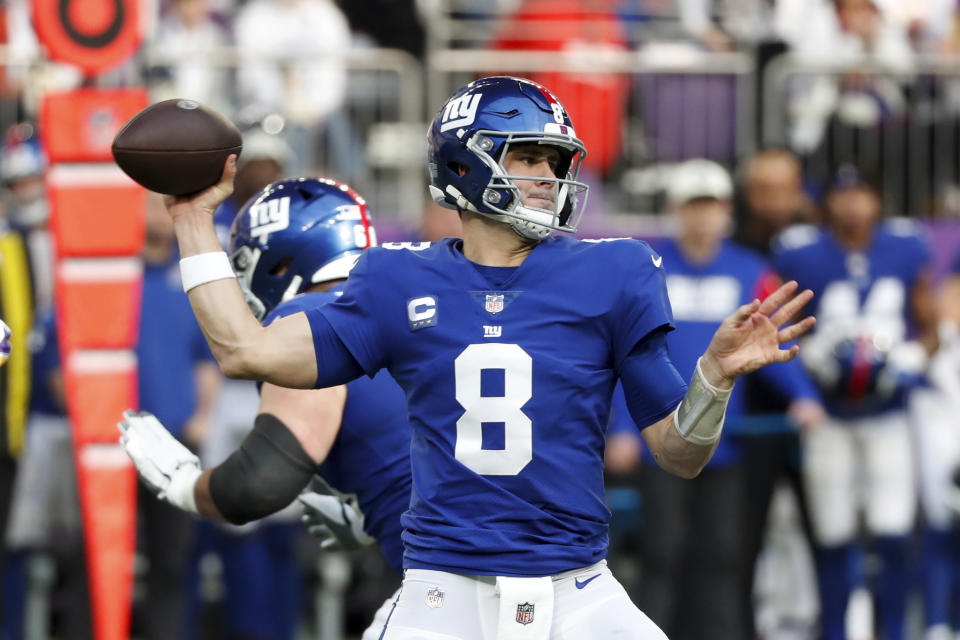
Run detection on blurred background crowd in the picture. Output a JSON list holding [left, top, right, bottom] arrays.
[[3, 0, 960, 639]]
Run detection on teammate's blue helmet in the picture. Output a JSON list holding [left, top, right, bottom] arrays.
[[228, 177, 376, 320], [427, 76, 588, 240]]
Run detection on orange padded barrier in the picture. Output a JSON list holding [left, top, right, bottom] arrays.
[[56, 259, 142, 351], [62, 350, 137, 445], [75, 445, 136, 640], [40, 89, 147, 163], [46, 83, 144, 640], [48, 165, 145, 258]]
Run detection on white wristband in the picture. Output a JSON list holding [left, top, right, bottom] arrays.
[[180, 252, 235, 293], [673, 357, 734, 445]]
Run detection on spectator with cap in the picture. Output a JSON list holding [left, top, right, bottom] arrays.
[[606, 159, 824, 640]]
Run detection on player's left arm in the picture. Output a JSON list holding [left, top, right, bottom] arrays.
[[635, 281, 815, 477], [192, 382, 346, 522], [120, 382, 347, 524]]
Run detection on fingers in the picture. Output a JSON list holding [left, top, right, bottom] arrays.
[[731, 299, 761, 325], [211, 154, 237, 198], [164, 154, 237, 212], [769, 288, 814, 328], [773, 344, 800, 363], [777, 316, 817, 344], [757, 280, 798, 316]]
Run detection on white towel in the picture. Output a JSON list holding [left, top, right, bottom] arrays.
[[495, 576, 554, 640]]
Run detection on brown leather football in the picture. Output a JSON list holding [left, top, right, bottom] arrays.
[[111, 99, 242, 196]]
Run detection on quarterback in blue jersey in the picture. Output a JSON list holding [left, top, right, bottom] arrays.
[[772, 167, 938, 640], [119, 178, 413, 637], [142, 76, 816, 639]]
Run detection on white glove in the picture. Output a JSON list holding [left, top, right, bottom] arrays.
[[118, 410, 201, 513], [298, 476, 375, 550], [0, 319, 11, 367]]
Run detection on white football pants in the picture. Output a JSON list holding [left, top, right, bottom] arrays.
[[364, 560, 667, 640], [802, 410, 916, 546]]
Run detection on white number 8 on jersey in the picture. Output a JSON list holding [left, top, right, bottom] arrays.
[[454, 343, 533, 476]]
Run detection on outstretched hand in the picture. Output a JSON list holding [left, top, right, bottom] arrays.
[[701, 281, 816, 388], [163, 154, 237, 221]]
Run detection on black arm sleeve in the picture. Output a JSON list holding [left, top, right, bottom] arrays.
[[619, 328, 687, 430], [208, 413, 316, 525]]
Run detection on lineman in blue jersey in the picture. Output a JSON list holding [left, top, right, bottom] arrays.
[[772, 167, 938, 640], [118, 178, 412, 637], [137, 76, 816, 639]]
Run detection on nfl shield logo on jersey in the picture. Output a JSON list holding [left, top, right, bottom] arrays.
[[425, 586, 444, 609], [485, 294, 505, 314], [515, 602, 534, 625]]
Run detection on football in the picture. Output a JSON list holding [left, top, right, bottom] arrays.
[[111, 99, 242, 196]]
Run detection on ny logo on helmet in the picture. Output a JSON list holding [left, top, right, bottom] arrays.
[[249, 196, 290, 240], [440, 93, 482, 133]]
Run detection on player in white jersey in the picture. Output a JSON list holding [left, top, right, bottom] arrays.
[[142, 76, 816, 639]]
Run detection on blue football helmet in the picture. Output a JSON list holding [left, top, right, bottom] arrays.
[[228, 177, 376, 320], [426, 76, 588, 240]]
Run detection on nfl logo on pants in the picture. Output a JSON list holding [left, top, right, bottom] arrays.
[[515, 602, 535, 625]]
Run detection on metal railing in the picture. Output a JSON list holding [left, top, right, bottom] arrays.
[[763, 53, 960, 218], [142, 46, 427, 224]]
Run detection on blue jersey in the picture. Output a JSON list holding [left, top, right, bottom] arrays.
[[138, 255, 217, 439], [27, 310, 64, 417], [306, 236, 679, 576], [773, 220, 931, 418], [265, 288, 411, 574], [610, 239, 819, 464]]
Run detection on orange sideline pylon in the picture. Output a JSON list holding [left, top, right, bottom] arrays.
[[75, 445, 137, 640], [44, 88, 148, 640]]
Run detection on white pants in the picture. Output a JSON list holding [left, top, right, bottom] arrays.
[[802, 410, 916, 546], [6, 413, 81, 547], [910, 335, 960, 530], [364, 589, 402, 640], [370, 560, 667, 640]]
